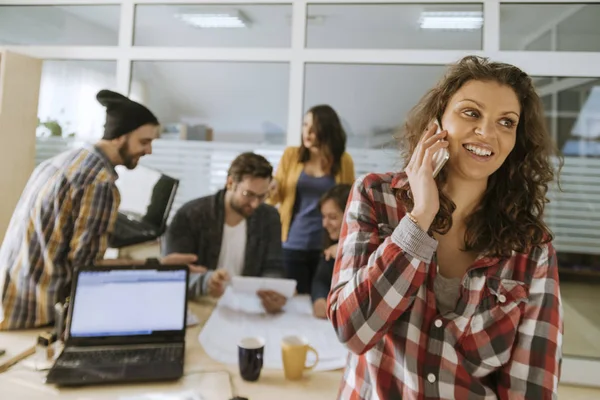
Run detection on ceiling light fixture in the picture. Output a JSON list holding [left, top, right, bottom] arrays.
[[419, 11, 483, 30], [174, 11, 249, 29]]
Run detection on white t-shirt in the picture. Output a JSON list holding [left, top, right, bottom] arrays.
[[216, 220, 247, 277]]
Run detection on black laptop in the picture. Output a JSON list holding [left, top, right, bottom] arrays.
[[109, 165, 179, 248], [45, 263, 189, 386]]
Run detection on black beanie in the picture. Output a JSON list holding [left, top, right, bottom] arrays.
[[97, 89, 159, 140]]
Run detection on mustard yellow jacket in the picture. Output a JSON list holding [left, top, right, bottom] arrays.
[[267, 146, 356, 243]]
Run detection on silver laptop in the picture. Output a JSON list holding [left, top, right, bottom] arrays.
[[45, 264, 189, 386]]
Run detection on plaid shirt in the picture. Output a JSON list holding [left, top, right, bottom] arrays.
[[327, 173, 562, 400], [0, 146, 119, 330]]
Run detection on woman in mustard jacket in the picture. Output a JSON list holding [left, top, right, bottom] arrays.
[[268, 104, 355, 294]]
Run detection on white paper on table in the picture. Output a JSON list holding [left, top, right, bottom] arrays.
[[199, 295, 348, 371], [230, 276, 297, 298], [218, 288, 264, 314], [218, 277, 298, 314]]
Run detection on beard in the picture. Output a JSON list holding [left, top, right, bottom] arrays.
[[118, 139, 139, 169], [230, 197, 254, 219]]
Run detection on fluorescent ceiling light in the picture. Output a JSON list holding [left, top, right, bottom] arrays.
[[419, 11, 483, 30], [175, 12, 248, 29]]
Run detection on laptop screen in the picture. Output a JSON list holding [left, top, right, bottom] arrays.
[[69, 269, 187, 337], [114, 165, 178, 229]]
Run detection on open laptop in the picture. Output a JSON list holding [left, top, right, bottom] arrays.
[[109, 165, 179, 248], [45, 263, 189, 386]]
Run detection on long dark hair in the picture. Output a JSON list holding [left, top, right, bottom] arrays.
[[397, 55, 560, 258], [320, 184, 352, 249], [299, 104, 347, 175]]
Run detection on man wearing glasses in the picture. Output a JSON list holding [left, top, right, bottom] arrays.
[[163, 152, 286, 313]]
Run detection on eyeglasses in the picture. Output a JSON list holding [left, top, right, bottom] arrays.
[[240, 188, 269, 203]]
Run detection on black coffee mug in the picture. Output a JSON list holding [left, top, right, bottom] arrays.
[[238, 337, 265, 382]]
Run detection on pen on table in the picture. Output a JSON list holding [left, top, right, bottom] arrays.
[[0, 345, 37, 373]]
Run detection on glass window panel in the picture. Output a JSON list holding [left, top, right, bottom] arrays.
[[304, 63, 446, 149], [131, 61, 289, 144], [537, 77, 600, 153], [0, 6, 120, 46], [37, 61, 117, 141], [134, 4, 292, 47], [306, 3, 483, 50], [500, 3, 600, 52], [534, 75, 600, 359]]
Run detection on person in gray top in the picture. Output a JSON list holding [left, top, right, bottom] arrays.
[[163, 152, 286, 313]]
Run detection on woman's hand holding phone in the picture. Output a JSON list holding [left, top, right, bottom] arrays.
[[405, 122, 449, 231]]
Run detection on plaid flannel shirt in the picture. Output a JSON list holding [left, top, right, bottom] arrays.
[[0, 146, 119, 330], [327, 172, 562, 400]]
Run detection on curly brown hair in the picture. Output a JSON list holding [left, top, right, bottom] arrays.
[[397, 55, 560, 258]]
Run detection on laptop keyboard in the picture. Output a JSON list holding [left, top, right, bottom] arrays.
[[59, 345, 183, 366]]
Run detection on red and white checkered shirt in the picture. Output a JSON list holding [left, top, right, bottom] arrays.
[[327, 172, 562, 400]]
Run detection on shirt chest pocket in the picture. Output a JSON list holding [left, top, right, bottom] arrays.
[[457, 277, 529, 376]]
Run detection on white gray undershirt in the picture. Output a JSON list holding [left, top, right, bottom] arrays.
[[390, 216, 462, 315], [434, 268, 462, 315]]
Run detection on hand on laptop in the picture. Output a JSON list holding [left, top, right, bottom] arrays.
[[160, 253, 206, 274], [257, 290, 286, 314], [208, 270, 230, 298]]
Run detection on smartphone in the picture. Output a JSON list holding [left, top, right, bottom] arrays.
[[432, 119, 449, 178]]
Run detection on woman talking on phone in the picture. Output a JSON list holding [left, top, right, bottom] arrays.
[[328, 56, 562, 399]]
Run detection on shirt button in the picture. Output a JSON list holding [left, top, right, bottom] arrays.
[[434, 319, 443, 328], [427, 373, 436, 383], [498, 294, 507, 303]]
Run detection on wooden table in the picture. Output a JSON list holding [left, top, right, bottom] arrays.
[[0, 298, 343, 400]]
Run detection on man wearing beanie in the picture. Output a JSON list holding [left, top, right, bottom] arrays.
[[0, 90, 199, 330]]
